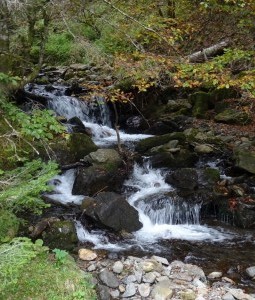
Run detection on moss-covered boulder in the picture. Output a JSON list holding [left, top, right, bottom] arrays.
[[211, 88, 239, 102], [49, 133, 98, 165], [234, 148, 255, 174], [214, 109, 251, 125], [0, 210, 19, 243], [189, 91, 212, 118], [136, 132, 186, 154], [42, 220, 78, 251]]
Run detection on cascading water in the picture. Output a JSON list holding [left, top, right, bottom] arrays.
[[32, 84, 234, 248]]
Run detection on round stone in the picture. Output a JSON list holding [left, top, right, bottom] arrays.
[[78, 248, 97, 261]]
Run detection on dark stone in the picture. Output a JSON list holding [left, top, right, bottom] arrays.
[[144, 121, 179, 135], [166, 168, 198, 190], [233, 197, 255, 229], [189, 92, 212, 118], [68, 117, 89, 134], [125, 115, 148, 133], [99, 269, 119, 288], [82, 192, 142, 232], [150, 150, 198, 169], [97, 285, 111, 300]]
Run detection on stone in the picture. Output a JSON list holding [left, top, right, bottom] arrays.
[[140, 259, 163, 273], [98, 284, 111, 300], [87, 148, 122, 166], [151, 279, 173, 300], [189, 91, 212, 118], [179, 290, 196, 300], [151, 256, 169, 266], [143, 272, 156, 284], [194, 144, 214, 154], [113, 261, 124, 274], [165, 168, 198, 190], [215, 109, 251, 125], [246, 266, 255, 278], [138, 283, 151, 298], [87, 264, 96, 272], [122, 283, 136, 298], [222, 292, 235, 300], [99, 269, 119, 288], [82, 192, 142, 232], [228, 288, 254, 300], [234, 148, 255, 175], [124, 275, 137, 284], [110, 290, 120, 299], [119, 285, 126, 293], [134, 271, 143, 283], [208, 271, 222, 279], [78, 249, 97, 261]]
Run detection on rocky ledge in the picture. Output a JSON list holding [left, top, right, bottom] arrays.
[[78, 250, 255, 300]]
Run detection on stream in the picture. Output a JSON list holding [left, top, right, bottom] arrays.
[[26, 83, 255, 291]]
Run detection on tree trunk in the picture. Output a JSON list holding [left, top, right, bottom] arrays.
[[187, 40, 230, 63]]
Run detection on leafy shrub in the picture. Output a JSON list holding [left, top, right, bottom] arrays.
[[0, 210, 20, 243]]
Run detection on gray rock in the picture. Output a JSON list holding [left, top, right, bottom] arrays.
[[134, 270, 143, 283], [179, 290, 196, 300], [98, 284, 111, 300], [246, 266, 255, 278], [138, 283, 151, 298], [122, 283, 136, 298], [222, 292, 235, 300], [151, 279, 173, 300], [87, 264, 96, 272], [110, 290, 120, 299], [124, 275, 137, 284], [113, 261, 124, 274], [151, 255, 169, 266], [143, 272, 156, 284], [140, 259, 163, 273], [229, 288, 254, 300], [194, 144, 214, 154], [99, 269, 119, 288]]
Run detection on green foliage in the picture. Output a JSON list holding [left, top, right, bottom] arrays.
[[0, 238, 96, 300], [0, 73, 20, 87], [45, 32, 74, 64], [0, 159, 59, 214], [53, 248, 68, 267], [0, 210, 20, 243]]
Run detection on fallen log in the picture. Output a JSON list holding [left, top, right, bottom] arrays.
[[187, 39, 230, 63]]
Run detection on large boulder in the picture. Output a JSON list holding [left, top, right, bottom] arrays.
[[166, 168, 198, 190], [82, 192, 142, 232], [233, 148, 255, 174], [214, 109, 251, 125], [189, 91, 212, 118], [72, 149, 124, 195], [49, 133, 98, 165]]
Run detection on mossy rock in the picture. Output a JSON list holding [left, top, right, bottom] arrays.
[[189, 91, 212, 118], [214, 109, 251, 125], [49, 133, 98, 165], [42, 220, 78, 251], [203, 168, 220, 183], [0, 210, 19, 243], [136, 132, 186, 154], [234, 148, 255, 174]]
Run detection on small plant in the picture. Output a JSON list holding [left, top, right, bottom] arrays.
[[53, 248, 68, 267]]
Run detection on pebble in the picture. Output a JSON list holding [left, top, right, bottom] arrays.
[[112, 261, 124, 274], [78, 248, 97, 261], [208, 271, 223, 279], [138, 283, 151, 297], [122, 283, 136, 298], [124, 275, 137, 284], [246, 266, 255, 278], [134, 270, 143, 283], [143, 272, 156, 284], [87, 264, 96, 272], [110, 290, 120, 299]]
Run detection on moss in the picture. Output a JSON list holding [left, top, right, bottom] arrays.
[[189, 91, 211, 118], [0, 210, 20, 243], [136, 132, 186, 153], [204, 168, 220, 183], [214, 109, 251, 125]]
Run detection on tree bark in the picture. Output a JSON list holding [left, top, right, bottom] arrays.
[[187, 40, 230, 63]]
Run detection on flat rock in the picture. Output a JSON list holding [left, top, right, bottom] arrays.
[[78, 248, 97, 261], [99, 269, 119, 288], [151, 255, 169, 265], [138, 283, 151, 298], [122, 283, 136, 298], [140, 259, 163, 273]]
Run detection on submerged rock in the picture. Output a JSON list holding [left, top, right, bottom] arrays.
[[82, 192, 142, 232]]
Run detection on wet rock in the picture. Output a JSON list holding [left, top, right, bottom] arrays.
[[246, 266, 255, 278], [125, 115, 148, 133], [78, 248, 97, 261], [232, 197, 255, 229], [151, 279, 173, 300], [166, 168, 198, 190], [68, 116, 89, 134], [42, 220, 78, 251], [99, 269, 119, 288], [208, 271, 222, 279], [150, 149, 198, 169], [138, 283, 151, 298], [113, 261, 124, 274], [86, 148, 122, 166], [122, 283, 136, 298], [82, 192, 142, 232], [234, 148, 255, 174], [215, 109, 251, 125]]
